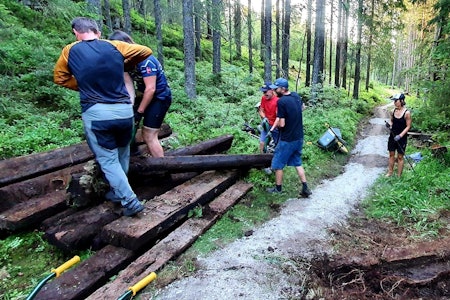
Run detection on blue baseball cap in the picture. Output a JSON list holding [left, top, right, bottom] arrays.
[[269, 78, 288, 89], [259, 82, 272, 92]]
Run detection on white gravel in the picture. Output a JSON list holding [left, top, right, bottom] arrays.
[[152, 104, 392, 300]]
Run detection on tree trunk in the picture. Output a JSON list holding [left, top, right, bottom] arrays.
[[194, 0, 202, 59], [305, 0, 312, 87], [212, 0, 222, 74], [263, 0, 272, 83], [183, 0, 197, 99], [154, 0, 164, 66], [86, 0, 102, 30], [234, 1, 242, 59], [365, 0, 374, 92], [260, 0, 265, 61], [328, 0, 333, 85], [247, 0, 253, 73], [103, 0, 113, 33], [352, 0, 363, 99], [275, 0, 281, 77], [312, 0, 325, 86], [334, 0, 342, 87], [281, 0, 291, 78], [122, 0, 132, 34], [341, 0, 349, 90]]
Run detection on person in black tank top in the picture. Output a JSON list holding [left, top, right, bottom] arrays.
[[385, 93, 412, 177]]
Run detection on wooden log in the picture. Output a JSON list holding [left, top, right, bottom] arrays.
[[0, 190, 68, 231], [0, 164, 84, 212], [167, 134, 234, 156], [131, 153, 272, 175], [100, 170, 240, 250], [87, 181, 253, 300], [0, 124, 172, 188], [34, 245, 135, 300], [43, 172, 201, 251]]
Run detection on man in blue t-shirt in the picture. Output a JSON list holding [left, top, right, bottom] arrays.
[[266, 78, 312, 198]]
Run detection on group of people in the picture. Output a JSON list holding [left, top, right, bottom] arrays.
[[257, 78, 312, 198], [257, 81, 412, 198], [54, 17, 171, 217]]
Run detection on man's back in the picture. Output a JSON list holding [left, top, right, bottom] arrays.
[[277, 92, 303, 142]]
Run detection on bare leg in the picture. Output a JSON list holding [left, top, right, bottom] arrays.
[[259, 141, 264, 154], [142, 126, 164, 158], [386, 151, 395, 176], [295, 166, 307, 183], [397, 153, 404, 176], [275, 169, 283, 186]]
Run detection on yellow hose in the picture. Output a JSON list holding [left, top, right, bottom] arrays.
[[51, 256, 81, 277], [128, 272, 157, 296]]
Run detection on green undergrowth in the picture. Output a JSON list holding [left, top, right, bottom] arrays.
[[363, 148, 450, 238]]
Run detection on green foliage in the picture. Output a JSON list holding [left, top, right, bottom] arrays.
[[363, 149, 450, 237]]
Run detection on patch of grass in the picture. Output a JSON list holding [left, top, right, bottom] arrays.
[[363, 148, 450, 237]]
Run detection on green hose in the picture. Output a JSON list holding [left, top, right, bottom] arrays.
[[26, 273, 55, 300]]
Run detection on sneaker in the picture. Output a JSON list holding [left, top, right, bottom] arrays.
[[300, 188, 312, 198], [266, 187, 282, 194], [263, 167, 272, 175], [123, 199, 144, 217]]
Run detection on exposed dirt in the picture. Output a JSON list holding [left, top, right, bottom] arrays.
[[150, 103, 450, 300]]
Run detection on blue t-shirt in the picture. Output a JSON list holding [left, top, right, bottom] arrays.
[[134, 55, 171, 101], [277, 92, 304, 142]]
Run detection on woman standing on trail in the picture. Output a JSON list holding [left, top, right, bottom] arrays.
[[385, 93, 412, 177]]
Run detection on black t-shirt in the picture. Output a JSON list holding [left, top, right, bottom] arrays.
[[277, 92, 304, 142]]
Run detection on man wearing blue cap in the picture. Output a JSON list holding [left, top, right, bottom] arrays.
[[267, 78, 312, 197], [258, 82, 279, 154]]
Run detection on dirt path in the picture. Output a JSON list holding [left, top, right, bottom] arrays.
[[152, 104, 392, 299]]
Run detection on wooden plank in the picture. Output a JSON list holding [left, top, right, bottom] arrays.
[[100, 170, 240, 251], [43, 172, 201, 251], [0, 190, 68, 231], [0, 124, 172, 188], [87, 182, 253, 300], [34, 245, 135, 300], [130, 154, 272, 174]]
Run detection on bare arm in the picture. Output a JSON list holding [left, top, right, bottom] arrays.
[[137, 75, 156, 114]]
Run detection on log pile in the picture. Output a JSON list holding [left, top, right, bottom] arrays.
[[0, 126, 272, 299]]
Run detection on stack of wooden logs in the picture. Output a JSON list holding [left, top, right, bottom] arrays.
[[0, 125, 272, 299]]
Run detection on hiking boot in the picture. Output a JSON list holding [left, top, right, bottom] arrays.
[[123, 198, 144, 217], [266, 187, 282, 194], [300, 188, 312, 198]]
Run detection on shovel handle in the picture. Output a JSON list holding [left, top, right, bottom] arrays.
[[128, 272, 157, 296], [51, 256, 80, 277]]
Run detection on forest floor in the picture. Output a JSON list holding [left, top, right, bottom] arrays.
[[147, 103, 450, 300]]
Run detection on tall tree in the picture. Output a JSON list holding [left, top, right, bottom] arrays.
[[312, 0, 325, 86], [212, 0, 222, 74], [260, 0, 265, 61], [353, 0, 363, 99], [183, 0, 197, 99], [247, 0, 253, 73], [334, 0, 342, 87], [234, 1, 242, 59], [86, 0, 102, 30], [305, 0, 312, 86], [103, 0, 113, 33], [275, 0, 281, 77], [365, 0, 374, 91], [122, 0, 131, 34], [154, 0, 164, 66], [341, 0, 349, 89], [263, 0, 272, 82], [328, 0, 334, 85], [281, 0, 291, 77], [194, 0, 202, 60]]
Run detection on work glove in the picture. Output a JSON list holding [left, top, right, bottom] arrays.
[[385, 122, 391, 129], [394, 135, 401, 141]]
